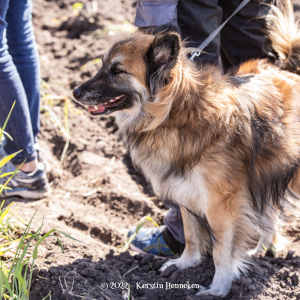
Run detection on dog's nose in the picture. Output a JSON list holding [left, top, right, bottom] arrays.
[[73, 87, 82, 100]]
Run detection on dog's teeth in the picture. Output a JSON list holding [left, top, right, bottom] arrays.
[[93, 105, 98, 110], [109, 99, 114, 103]]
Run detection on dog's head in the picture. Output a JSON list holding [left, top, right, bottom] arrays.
[[73, 29, 182, 117]]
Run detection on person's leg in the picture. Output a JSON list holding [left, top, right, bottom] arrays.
[[0, 0, 49, 199], [219, 0, 274, 71], [177, 0, 222, 65], [6, 0, 41, 141], [130, 1, 223, 255], [0, 0, 37, 165], [127, 202, 185, 256], [163, 202, 185, 244]]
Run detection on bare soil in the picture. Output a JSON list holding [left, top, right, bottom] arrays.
[[5, 0, 300, 299]]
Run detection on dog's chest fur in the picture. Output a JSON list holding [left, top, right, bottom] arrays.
[[116, 119, 210, 212]]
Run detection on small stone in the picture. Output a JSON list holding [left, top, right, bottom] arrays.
[[154, 259, 165, 271], [142, 265, 150, 272], [87, 268, 97, 278], [265, 248, 276, 258], [285, 250, 295, 260], [253, 266, 264, 276], [241, 277, 252, 286], [291, 272, 300, 285], [119, 251, 131, 261], [49, 267, 58, 275], [77, 263, 85, 271], [170, 270, 180, 283], [161, 264, 177, 277], [80, 268, 88, 277], [278, 267, 289, 280], [125, 258, 133, 265], [74, 275, 82, 282], [286, 278, 292, 286], [240, 296, 252, 300], [105, 249, 114, 259], [134, 254, 142, 261], [140, 254, 155, 265]]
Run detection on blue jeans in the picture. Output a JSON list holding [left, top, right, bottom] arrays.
[[0, 0, 40, 164]]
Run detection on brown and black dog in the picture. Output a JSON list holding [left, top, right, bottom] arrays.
[[73, 0, 300, 296]]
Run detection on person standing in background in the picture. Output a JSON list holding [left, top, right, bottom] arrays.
[[0, 0, 50, 199], [128, 0, 276, 256]]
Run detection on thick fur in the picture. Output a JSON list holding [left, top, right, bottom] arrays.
[[73, 0, 300, 296], [267, 0, 300, 73]]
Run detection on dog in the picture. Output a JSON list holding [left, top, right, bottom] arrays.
[[73, 0, 300, 296]]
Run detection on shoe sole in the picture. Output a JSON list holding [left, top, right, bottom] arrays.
[[129, 243, 167, 260], [0, 188, 51, 200]]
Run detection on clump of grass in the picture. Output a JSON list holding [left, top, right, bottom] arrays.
[[0, 206, 81, 300]]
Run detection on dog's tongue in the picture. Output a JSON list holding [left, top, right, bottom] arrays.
[[87, 105, 105, 113]]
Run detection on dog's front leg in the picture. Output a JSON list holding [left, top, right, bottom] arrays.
[[197, 201, 239, 297], [160, 206, 209, 271]]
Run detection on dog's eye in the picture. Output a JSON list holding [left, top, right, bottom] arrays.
[[113, 68, 125, 74]]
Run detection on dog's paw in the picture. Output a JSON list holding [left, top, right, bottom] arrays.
[[196, 285, 228, 297], [159, 256, 201, 272], [159, 259, 177, 272]]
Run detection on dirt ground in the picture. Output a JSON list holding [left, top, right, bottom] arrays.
[[5, 0, 300, 299]]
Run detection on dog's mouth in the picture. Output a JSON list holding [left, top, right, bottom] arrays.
[[87, 95, 127, 115]]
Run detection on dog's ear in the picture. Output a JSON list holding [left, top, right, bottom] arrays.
[[146, 31, 181, 94]]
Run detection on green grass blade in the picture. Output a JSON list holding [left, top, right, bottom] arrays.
[[0, 172, 19, 178], [0, 160, 24, 195], [56, 237, 64, 253], [0, 150, 23, 169], [39, 229, 83, 243], [0, 101, 15, 142], [0, 202, 14, 224], [0, 131, 13, 141], [1, 267, 13, 296]]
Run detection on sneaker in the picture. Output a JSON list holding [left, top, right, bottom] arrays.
[[0, 159, 50, 199], [128, 225, 184, 257], [34, 143, 51, 173]]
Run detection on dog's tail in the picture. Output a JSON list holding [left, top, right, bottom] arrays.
[[267, 0, 300, 74]]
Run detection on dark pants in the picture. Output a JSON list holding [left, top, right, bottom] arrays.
[[178, 0, 274, 70], [135, 0, 274, 244]]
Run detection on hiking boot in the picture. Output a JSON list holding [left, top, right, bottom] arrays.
[[128, 225, 185, 257], [0, 159, 50, 199]]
